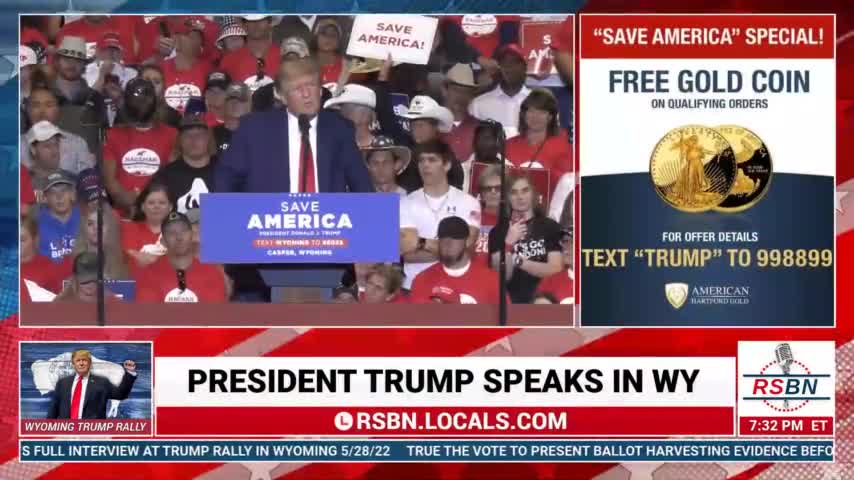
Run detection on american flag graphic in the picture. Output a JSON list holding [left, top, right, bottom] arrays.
[[1, 1, 853, 478]]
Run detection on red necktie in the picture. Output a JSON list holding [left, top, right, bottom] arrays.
[[70, 375, 83, 419], [299, 133, 316, 193]]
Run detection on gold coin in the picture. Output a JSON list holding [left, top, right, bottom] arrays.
[[650, 125, 737, 213], [713, 125, 773, 213]]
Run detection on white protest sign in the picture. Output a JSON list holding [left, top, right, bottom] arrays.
[[346, 15, 438, 65]]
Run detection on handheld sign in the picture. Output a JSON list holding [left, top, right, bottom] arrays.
[[519, 19, 563, 77], [200, 193, 400, 264], [346, 15, 438, 66]]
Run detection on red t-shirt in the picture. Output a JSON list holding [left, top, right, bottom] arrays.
[[57, 17, 137, 62], [447, 15, 519, 58], [21, 255, 70, 294], [104, 123, 178, 193], [136, 256, 227, 303], [410, 261, 502, 305], [160, 57, 213, 112], [21, 27, 49, 51], [120, 221, 165, 256], [320, 56, 344, 87], [536, 269, 574, 304], [21, 169, 35, 206], [219, 44, 281, 92], [505, 132, 573, 191]]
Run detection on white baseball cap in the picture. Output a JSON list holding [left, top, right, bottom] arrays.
[[19, 45, 37, 68], [402, 95, 454, 133], [26, 121, 63, 145], [241, 15, 282, 25], [324, 84, 376, 110]]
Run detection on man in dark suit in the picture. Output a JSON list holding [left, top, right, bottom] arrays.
[[215, 56, 373, 193], [47, 349, 137, 419]]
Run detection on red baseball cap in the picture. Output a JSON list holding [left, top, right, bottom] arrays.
[[97, 32, 122, 52], [494, 43, 525, 61], [171, 17, 205, 38]]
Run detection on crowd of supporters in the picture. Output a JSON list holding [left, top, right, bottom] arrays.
[[20, 14, 574, 306]]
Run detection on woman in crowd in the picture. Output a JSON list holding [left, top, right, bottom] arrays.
[[472, 164, 503, 266], [69, 203, 131, 281], [505, 88, 572, 192], [137, 64, 182, 128], [311, 17, 347, 86], [488, 174, 563, 303], [121, 182, 172, 268]]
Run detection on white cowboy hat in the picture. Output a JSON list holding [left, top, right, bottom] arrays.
[[324, 84, 376, 110], [401, 95, 454, 133]]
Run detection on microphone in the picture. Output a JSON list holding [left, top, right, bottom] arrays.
[[775, 343, 793, 375], [775, 343, 794, 409]]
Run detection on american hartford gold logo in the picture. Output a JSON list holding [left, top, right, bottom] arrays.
[[665, 283, 689, 309]]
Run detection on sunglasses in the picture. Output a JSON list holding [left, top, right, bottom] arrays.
[[480, 185, 501, 193]]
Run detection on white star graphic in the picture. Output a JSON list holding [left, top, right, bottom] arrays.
[[837, 190, 849, 213], [484, 337, 513, 354]]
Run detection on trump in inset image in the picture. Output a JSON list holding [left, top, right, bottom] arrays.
[[47, 349, 137, 419]]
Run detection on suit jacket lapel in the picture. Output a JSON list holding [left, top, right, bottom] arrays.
[[315, 113, 330, 192], [83, 375, 96, 416], [280, 111, 291, 192]]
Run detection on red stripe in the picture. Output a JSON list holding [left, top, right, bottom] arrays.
[[153, 328, 268, 357], [264, 329, 519, 357], [156, 406, 733, 436]]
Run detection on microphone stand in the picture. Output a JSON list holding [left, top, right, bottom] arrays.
[[496, 125, 508, 327], [81, 93, 106, 326]]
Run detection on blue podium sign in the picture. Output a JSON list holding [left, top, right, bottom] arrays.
[[200, 193, 400, 264]]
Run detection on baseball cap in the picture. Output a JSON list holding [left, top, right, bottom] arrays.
[[76, 168, 104, 202], [72, 252, 99, 284], [179, 112, 208, 131], [241, 15, 282, 25], [26, 121, 63, 145], [96, 32, 123, 52], [430, 285, 460, 304], [280, 36, 310, 59], [172, 18, 206, 38], [162, 211, 192, 231], [437, 216, 469, 240], [494, 43, 526, 62], [205, 71, 231, 92], [225, 83, 251, 102], [125, 77, 155, 97], [43, 171, 76, 192]]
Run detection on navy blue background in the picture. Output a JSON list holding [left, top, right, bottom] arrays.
[[581, 173, 835, 327], [19, 342, 152, 419]]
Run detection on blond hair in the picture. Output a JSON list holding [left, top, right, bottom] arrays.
[[277, 57, 320, 92], [71, 349, 92, 362]]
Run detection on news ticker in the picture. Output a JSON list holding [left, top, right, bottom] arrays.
[[19, 440, 834, 463], [18, 342, 834, 438]]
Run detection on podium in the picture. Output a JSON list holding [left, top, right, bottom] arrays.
[[258, 265, 348, 303], [201, 193, 401, 303]]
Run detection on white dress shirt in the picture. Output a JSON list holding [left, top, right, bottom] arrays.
[[468, 84, 531, 137], [286, 110, 319, 193], [70, 368, 137, 418]]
